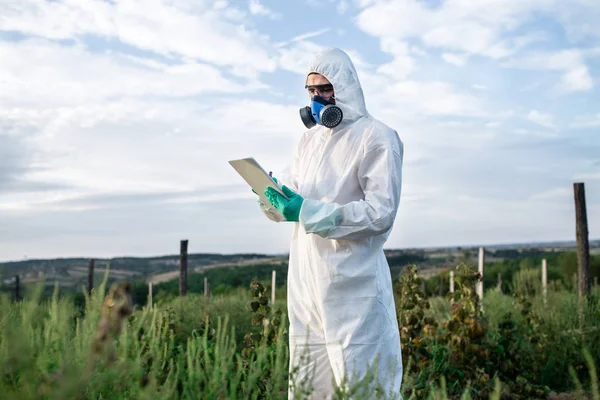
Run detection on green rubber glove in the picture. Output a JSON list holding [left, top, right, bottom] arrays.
[[264, 185, 304, 222]]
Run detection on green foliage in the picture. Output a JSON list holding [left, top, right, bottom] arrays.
[[0, 275, 292, 399], [152, 262, 289, 301], [1, 255, 600, 399], [241, 277, 287, 399], [396, 263, 600, 399], [395, 265, 437, 382], [512, 268, 542, 297]]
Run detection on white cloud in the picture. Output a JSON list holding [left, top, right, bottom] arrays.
[[276, 40, 325, 75], [503, 49, 593, 91], [363, 79, 487, 118], [355, 0, 599, 93], [275, 28, 331, 48], [409, 46, 427, 56], [571, 113, 600, 128], [512, 128, 560, 139], [374, 38, 415, 79], [527, 110, 556, 129], [551, 1, 600, 42], [248, 0, 281, 19], [337, 0, 349, 14], [512, 31, 549, 48], [442, 52, 468, 66], [561, 65, 594, 91], [531, 188, 571, 200], [572, 172, 600, 181], [0, 97, 302, 208], [485, 121, 502, 128], [0, 39, 265, 108], [472, 84, 488, 90], [0, 0, 278, 77], [354, 0, 561, 59]]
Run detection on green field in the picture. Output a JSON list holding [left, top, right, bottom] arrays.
[[1, 251, 599, 399]]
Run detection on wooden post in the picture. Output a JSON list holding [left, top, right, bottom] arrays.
[[421, 279, 426, 296], [15, 275, 20, 301], [87, 258, 95, 296], [542, 259, 548, 305], [477, 247, 485, 310], [449, 270, 454, 305], [497, 273, 502, 292], [271, 270, 276, 304], [574, 183, 590, 299], [204, 277, 209, 299], [179, 239, 188, 297], [148, 282, 153, 311]]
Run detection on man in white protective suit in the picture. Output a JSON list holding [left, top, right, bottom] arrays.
[[257, 47, 404, 399]]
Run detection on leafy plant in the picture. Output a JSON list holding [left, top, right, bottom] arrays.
[[241, 277, 287, 399]]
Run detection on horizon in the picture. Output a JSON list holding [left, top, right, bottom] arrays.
[[1, 0, 599, 262], [3, 236, 599, 264]]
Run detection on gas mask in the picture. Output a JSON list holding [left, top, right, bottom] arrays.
[[299, 95, 343, 129]]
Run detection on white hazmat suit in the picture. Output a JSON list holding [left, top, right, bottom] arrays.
[[259, 47, 403, 399]]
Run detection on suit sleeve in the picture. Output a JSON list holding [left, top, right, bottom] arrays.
[[298, 139, 403, 240]]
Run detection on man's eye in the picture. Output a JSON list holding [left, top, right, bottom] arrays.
[[306, 85, 334, 93]]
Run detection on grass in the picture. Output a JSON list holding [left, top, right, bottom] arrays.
[[1, 271, 599, 399]]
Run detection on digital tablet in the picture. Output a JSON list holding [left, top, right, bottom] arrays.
[[228, 157, 289, 204]]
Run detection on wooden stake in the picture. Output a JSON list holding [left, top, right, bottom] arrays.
[[87, 258, 95, 296], [449, 270, 455, 305], [271, 270, 276, 305], [15, 275, 20, 301], [179, 239, 188, 297], [204, 277, 209, 299], [148, 281, 153, 311], [497, 273, 502, 292], [477, 247, 485, 310], [574, 183, 591, 299], [542, 259, 547, 305]]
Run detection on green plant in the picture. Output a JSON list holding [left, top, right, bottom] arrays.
[[395, 266, 438, 380], [241, 277, 288, 399]]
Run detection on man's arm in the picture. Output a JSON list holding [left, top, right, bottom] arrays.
[[299, 140, 403, 240]]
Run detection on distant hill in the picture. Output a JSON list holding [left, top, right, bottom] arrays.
[[1, 239, 597, 293], [0, 252, 283, 289]]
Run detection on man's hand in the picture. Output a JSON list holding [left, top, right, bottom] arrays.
[[264, 185, 303, 222]]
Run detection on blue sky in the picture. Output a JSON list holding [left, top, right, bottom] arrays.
[[0, 0, 599, 262]]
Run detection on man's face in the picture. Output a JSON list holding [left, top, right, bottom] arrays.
[[305, 73, 335, 103]]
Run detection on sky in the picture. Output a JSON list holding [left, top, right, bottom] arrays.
[[0, 0, 599, 262]]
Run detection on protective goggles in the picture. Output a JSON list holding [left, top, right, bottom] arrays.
[[305, 83, 334, 95]]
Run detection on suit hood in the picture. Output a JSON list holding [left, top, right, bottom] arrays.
[[306, 47, 369, 129]]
